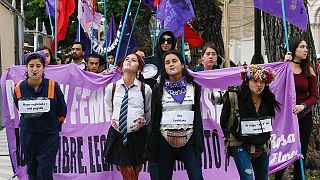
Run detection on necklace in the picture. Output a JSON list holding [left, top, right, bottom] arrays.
[[292, 60, 301, 64]]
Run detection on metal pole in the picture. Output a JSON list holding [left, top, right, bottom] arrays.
[[54, 0, 58, 58], [223, 0, 230, 68], [114, 0, 134, 66], [18, 0, 24, 65], [104, 0, 108, 69], [124, 0, 141, 57], [34, 17, 39, 51]]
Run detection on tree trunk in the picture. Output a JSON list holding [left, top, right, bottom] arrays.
[[133, 6, 152, 56], [190, 0, 224, 64], [262, 1, 320, 171]]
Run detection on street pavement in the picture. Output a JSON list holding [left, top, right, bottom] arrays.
[[0, 128, 16, 180]]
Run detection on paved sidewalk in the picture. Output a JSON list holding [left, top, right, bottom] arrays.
[[0, 128, 15, 180]]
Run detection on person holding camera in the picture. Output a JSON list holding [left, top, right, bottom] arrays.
[[220, 64, 280, 180]]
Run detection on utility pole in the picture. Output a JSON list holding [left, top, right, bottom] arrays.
[[251, 8, 264, 64], [223, 0, 231, 68]]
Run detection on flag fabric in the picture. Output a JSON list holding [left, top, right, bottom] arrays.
[[141, 0, 156, 11], [181, 24, 203, 48], [107, 9, 138, 62], [253, 0, 308, 30], [157, 0, 195, 37], [78, 0, 102, 33], [75, 24, 105, 57], [154, 0, 161, 8], [57, 0, 75, 41], [45, 0, 55, 16], [106, 14, 117, 50]]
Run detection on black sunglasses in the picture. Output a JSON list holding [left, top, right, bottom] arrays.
[[160, 37, 173, 44]]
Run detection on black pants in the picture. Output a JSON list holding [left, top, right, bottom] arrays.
[[274, 112, 313, 180]]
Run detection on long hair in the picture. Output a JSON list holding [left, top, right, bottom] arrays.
[[288, 36, 313, 77], [156, 51, 194, 102], [240, 80, 280, 116]]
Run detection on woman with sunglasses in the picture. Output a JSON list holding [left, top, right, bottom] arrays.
[[146, 50, 204, 180]]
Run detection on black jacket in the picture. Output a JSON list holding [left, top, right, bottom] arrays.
[[145, 81, 204, 161], [220, 88, 274, 145]]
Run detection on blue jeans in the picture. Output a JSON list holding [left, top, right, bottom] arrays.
[[231, 145, 269, 180], [156, 135, 203, 180]]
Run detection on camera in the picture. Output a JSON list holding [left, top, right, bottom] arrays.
[[211, 90, 226, 105]]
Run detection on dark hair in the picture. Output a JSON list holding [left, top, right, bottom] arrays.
[[25, 53, 45, 79], [72, 42, 86, 51], [240, 80, 280, 116], [132, 48, 143, 54], [36, 46, 56, 65], [86, 54, 100, 62], [201, 42, 222, 68], [107, 54, 115, 58], [288, 36, 312, 77], [155, 50, 194, 102], [98, 54, 106, 66]]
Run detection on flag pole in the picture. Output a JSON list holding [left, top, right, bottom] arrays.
[[78, 19, 81, 42], [54, 0, 57, 59], [281, 0, 290, 52], [49, 15, 54, 36], [124, 0, 142, 57], [182, 31, 186, 66], [104, 0, 109, 69], [91, 22, 94, 54], [152, 7, 158, 56], [114, 0, 134, 66], [281, 0, 304, 179]]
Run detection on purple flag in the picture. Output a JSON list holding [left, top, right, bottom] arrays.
[[106, 14, 117, 53], [253, 0, 308, 30], [107, 9, 138, 62], [75, 25, 105, 57], [141, 0, 156, 11], [157, 0, 195, 37], [45, 0, 55, 16], [78, 0, 102, 33]]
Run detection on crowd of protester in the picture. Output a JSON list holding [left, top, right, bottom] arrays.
[[5, 29, 319, 180]]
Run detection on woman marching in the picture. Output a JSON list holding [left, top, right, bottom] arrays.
[[220, 64, 280, 180], [275, 37, 318, 180], [13, 51, 67, 180], [104, 53, 152, 180], [145, 51, 204, 180]]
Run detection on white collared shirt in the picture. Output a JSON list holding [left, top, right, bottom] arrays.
[[105, 78, 152, 133], [71, 59, 86, 70]]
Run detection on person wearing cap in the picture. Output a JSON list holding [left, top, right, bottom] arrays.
[[220, 64, 280, 180], [104, 53, 151, 180], [13, 51, 67, 180]]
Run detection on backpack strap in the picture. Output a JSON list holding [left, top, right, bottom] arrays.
[[48, 80, 55, 99], [14, 81, 22, 99], [224, 90, 240, 172]]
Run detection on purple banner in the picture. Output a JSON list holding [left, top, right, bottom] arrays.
[[1, 62, 300, 179], [157, 0, 195, 37], [253, 0, 308, 30]]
